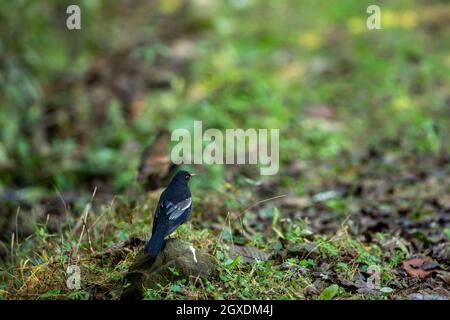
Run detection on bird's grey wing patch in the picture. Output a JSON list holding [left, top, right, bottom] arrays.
[[166, 197, 192, 220]]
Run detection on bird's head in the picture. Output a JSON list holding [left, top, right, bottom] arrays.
[[171, 170, 196, 184]]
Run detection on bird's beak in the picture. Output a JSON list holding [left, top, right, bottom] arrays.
[[190, 173, 196, 177]]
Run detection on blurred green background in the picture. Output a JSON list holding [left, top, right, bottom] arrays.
[[0, 0, 449, 211]]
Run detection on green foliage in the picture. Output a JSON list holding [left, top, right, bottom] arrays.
[[319, 284, 340, 300]]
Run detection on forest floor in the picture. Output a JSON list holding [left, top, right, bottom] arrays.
[[0, 0, 449, 299]]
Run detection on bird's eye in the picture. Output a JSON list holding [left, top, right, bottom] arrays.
[[185, 175, 190, 180]]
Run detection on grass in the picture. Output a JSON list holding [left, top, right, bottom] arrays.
[[0, 190, 420, 299]]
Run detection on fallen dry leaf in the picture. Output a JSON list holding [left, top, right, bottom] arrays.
[[402, 257, 441, 278], [228, 245, 270, 263], [285, 242, 320, 259]]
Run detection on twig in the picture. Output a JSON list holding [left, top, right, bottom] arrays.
[[239, 194, 287, 217], [214, 194, 287, 253], [53, 185, 68, 214], [15, 206, 20, 246], [74, 187, 97, 257], [83, 205, 95, 254]]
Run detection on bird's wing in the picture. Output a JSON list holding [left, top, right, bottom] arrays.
[[160, 197, 192, 221], [152, 203, 162, 235]]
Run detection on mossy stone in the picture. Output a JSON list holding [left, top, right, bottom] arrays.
[[121, 239, 216, 300]]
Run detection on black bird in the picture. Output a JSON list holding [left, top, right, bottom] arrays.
[[144, 171, 195, 255]]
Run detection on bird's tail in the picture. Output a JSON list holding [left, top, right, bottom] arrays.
[[144, 224, 166, 255]]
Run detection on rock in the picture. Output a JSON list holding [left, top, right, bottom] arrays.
[[121, 239, 216, 300]]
